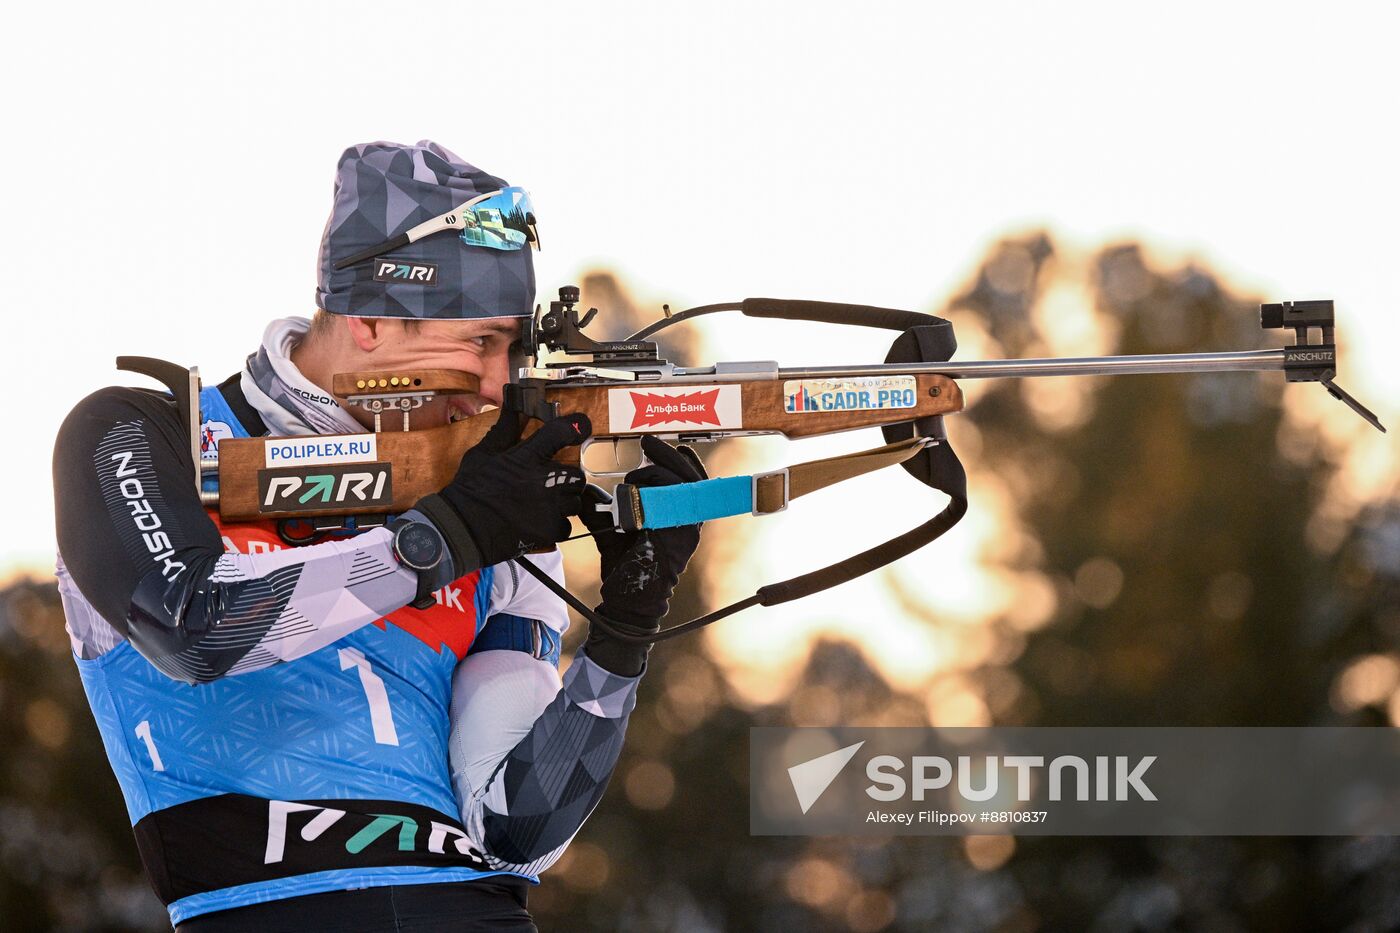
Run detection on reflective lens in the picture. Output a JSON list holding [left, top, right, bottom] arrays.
[[335, 186, 539, 272], [453, 187, 535, 251]]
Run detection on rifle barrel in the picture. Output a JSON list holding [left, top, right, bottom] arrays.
[[779, 348, 1287, 381]]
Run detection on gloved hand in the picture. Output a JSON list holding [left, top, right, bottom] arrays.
[[579, 435, 706, 676], [414, 410, 591, 574]]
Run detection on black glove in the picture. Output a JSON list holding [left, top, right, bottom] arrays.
[[579, 435, 706, 676], [415, 410, 590, 574]]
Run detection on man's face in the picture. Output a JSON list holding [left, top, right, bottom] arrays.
[[348, 316, 523, 429]]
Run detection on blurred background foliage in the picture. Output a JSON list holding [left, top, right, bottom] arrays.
[[3, 238, 1397, 931]]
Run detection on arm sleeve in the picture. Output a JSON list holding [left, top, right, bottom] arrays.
[[449, 649, 640, 876], [53, 387, 421, 684], [484, 548, 572, 636], [465, 550, 570, 666]]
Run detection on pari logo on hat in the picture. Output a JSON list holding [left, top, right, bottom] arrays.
[[372, 259, 438, 286]]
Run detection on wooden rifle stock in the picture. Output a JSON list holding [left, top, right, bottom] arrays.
[[212, 370, 964, 522]]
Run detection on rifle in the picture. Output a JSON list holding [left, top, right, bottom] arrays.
[[116, 290, 1384, 641]]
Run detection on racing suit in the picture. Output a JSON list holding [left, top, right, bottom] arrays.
[[52, 318, 639, 927]]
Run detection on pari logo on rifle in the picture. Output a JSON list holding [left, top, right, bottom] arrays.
[[258, 463, 393, 514]]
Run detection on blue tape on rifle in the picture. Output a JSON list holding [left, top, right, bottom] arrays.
[[636, 476, 753, 528]]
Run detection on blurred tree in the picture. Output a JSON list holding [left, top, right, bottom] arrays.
[[0, 578, 167, 932], [953, 235, 1400, 931]]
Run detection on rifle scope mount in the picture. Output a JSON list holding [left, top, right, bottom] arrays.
[[523, 285, 663, 365]]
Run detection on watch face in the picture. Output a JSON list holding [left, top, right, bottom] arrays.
[[396, 523, 442, 570]]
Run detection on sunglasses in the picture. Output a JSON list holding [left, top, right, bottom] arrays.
[[333, 187, 539, 271]]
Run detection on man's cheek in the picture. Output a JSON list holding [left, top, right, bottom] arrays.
[[479, 354, 513, 402]]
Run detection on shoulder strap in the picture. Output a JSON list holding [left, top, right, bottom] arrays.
[[216, 372, 268, 437]]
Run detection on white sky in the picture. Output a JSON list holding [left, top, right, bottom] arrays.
[[3, 2, 1396, 683]]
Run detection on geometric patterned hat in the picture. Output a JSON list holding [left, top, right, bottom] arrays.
[[315, 140, 535, 320]]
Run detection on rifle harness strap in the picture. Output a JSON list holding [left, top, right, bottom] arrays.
[[514, 432, 966, 645], [215, 372, 269, 438], [611, 435, 936, 531]]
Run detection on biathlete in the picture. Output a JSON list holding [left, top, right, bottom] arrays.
[[53, 140, 702, 931]]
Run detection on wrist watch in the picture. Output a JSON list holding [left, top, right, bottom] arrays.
[[391, 519, 446, 609]]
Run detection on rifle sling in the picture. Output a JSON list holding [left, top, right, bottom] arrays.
[[613, 436, 933, 531], [515, 430, 968, 644]]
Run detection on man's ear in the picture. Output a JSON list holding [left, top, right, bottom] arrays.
[[345, 316, 385, 352]]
